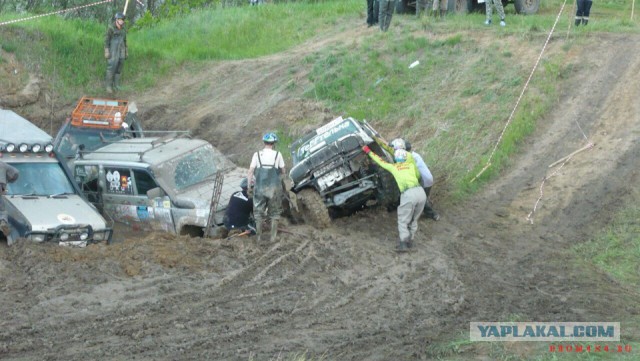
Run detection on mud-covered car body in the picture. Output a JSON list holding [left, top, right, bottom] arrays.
[[289, 116, 399, 224], [0, 110, 113, 246], [72, 135, 245, 237]]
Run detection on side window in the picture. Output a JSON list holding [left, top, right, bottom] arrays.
[[105, 168, 133, 195], [132, 169, 157, 195]]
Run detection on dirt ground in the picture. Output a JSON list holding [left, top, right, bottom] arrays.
[[1, 24, 639, 360]]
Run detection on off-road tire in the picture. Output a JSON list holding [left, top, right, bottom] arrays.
[[377, 168, 400, 209], [514, 0, 539, 14], [297, 188, 331, 229]]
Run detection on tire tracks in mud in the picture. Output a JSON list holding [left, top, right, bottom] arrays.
[[437, 34, 640, 335]]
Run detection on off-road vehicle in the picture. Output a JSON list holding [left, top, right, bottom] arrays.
[[0, 109, 113, 246], [54, 97, 145, 164], [289, 116, 399, 227], [72, 134, 246, 237]]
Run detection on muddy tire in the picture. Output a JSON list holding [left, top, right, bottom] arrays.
[[296, 188, 331, 229], [514, 0, 539, 14], [377, 168, 400, 209]]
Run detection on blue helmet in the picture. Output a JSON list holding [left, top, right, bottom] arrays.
[[262, 132, 278, 144], [394, 149, 408, 163], [240, 177, 248, 189], [114, 12, 126, 20]]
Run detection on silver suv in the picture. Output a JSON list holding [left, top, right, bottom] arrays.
[[0, 109, 112, 246], [72, 135, 246, 237]]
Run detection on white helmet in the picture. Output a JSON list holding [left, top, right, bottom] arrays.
[[391, 138, 406, 150], [394, 149, 408, 163]]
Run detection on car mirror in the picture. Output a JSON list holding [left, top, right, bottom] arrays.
[[147, 187, 166, 199]]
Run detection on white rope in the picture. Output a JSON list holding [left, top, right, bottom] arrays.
[[471, 0, 570, 182], [0, 0, 112, 27]]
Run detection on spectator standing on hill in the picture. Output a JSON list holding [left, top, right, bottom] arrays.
[[367, 0, 379, 27], [484, 0, 506, 26], [379, 0, 397, 32], [247, 133, 286, 242], [104, 12, 128, 94], [432, 0, 447, 19], [575, 0, 592, 25], [363, 145, 427, 252], [0, 161, 19, 238]]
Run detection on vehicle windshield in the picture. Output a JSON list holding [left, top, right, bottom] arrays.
[[6, 162, 76, 196], [56, 127, 127, 159], [154, 144, 233, 192], [293, 119, 360, 164]]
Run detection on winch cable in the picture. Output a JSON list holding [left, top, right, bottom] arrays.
[[471, 0, 570, 183]]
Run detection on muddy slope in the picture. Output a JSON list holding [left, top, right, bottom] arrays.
[[1, 32, 639, 360]]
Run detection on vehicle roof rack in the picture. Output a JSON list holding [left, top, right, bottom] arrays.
[[71, 96, 128, 130], [79, 132, 194, 161]]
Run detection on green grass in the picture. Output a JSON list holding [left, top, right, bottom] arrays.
[[0, 0, 637, 199], [573, 190, 640, 289]]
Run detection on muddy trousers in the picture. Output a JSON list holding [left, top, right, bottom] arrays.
[[379, 0, 396, 31], [575, 0, 592, 25], [253, 192, 282, 240], [422, 186, 438, 219], [105, 57, 125, 91], [397, 187, 427, 243]]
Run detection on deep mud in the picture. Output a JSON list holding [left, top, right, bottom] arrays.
[[1, 27, 639, 360]]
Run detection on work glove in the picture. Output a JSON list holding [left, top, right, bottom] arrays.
[[104, 48, 110, 59], [362, 145, 371, 154]]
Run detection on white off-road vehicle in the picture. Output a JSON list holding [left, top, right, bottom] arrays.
[[0, 109, 112, 246]]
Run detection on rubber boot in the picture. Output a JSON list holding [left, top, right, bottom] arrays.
[[105, 70, 114, 94], [270, 219, 278, 242], [114, 74, 121, 91], [582, 18, 589, 25], [256, 220, 263, 242], [575, 18, 581, 26], [395, 240, 409, 252]]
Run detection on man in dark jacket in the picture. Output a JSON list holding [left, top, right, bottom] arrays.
[[104, 12, 128, 94], [223, 178, 255, 237], [0, 161, 19, 237]]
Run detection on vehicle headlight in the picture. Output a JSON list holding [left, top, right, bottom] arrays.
[[5, 143, 15, 152], [19, 143, 29, 152], [45, 144, 54, 153], [60, 233, 70, 241], [80, 233, 89, 241], [29, 234, 46, 242], [92, 230, 109, 241], [32, 144, 42, 153]]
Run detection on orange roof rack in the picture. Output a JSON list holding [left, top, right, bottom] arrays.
[[70, 96, 129, 129]]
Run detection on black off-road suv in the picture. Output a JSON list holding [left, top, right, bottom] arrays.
[[289, 116, 399, 227]]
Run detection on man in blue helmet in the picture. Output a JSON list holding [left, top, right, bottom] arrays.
[[104, 12, 128, 94], [222, 177, 255, 238], [247, 132, 286, 242]]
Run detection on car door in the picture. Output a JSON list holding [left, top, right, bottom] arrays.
[[101, 166, 154, 231], [131, 168, 176, 233]]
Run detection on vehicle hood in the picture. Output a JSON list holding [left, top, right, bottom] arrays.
[[6, 195, 107, 232], [174, 167, 247, 211]]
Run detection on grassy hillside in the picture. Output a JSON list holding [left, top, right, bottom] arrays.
[[0, 0, 636, 196]]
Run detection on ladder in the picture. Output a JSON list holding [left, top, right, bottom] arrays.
[[204, 172, 224, 237]]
